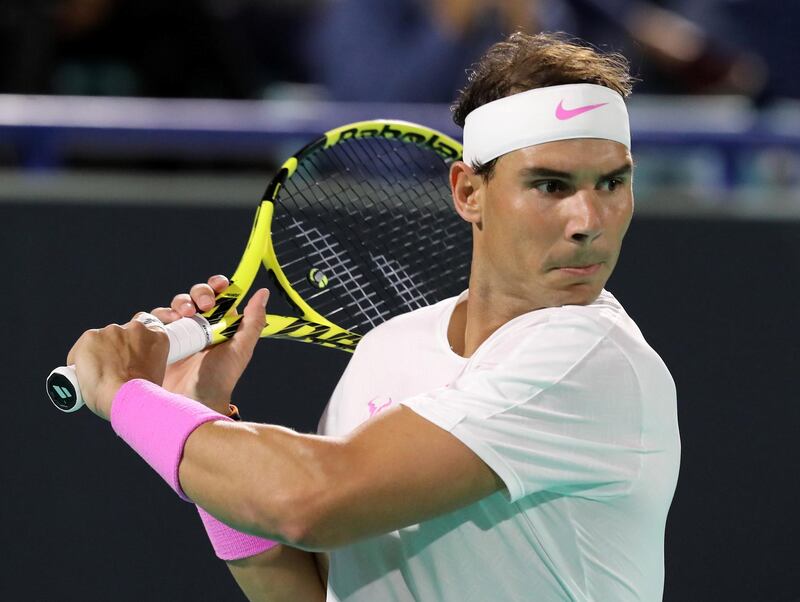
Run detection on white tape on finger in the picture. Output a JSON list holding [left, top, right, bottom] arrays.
[[135, 312, 167, 331]]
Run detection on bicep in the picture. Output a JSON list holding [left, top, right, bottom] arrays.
[[307, 405, 504, 549]]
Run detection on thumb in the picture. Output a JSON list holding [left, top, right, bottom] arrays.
[[229, 288, 269, 354]]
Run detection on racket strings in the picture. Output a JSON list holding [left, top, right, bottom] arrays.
[[272, 136, 471, 334], [280, 142, 465, 326]]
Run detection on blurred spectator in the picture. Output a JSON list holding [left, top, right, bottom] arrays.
[[670, 0, 799, 101], [307, 0, 772, 103], [213, 0, 322, 99], [307, 0, 575, 103], [0, 0, 318, 98], [1, 0, 788, 103], [570, 0, 767, 97]]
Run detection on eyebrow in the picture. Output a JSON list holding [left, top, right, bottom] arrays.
[[520, 163, 633, 181]]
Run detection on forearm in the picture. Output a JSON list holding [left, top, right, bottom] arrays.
[[226, 546, 326, 602], [176, 403, 502, 552], [179, 420, 344, 547], [111, 382, 500, 553]]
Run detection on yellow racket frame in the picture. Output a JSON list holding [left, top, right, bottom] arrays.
[[201, 120, 463, 352]]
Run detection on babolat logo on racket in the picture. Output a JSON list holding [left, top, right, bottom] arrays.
[[272, 317, 361, 351], [336, 124, 461, 161]]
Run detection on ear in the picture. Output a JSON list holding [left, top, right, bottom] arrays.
[[450, 161, 483, 226]]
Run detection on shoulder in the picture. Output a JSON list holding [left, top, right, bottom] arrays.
[[479, 290, 628, 359], [547, 288, 627, 332], [462, 290, 661, 396], [473, 290, 670, 398]]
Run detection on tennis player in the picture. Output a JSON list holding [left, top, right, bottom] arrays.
[[67, 32, 680, 601]]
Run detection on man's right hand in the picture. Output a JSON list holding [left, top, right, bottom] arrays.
[[150, 275, 269, 414]]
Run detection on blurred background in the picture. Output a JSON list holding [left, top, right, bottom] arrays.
[[2, 1, 798, 600]]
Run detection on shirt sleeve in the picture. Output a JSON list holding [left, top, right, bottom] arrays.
[[400, 311, 644, 503]]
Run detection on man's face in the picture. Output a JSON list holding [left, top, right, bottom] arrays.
[[468, 138, 634, 308]]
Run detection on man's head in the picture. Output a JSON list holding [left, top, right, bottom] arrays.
[[450, 32, 635, 309], [452, 32, 634, 180]]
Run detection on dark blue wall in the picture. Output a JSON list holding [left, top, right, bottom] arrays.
[[3, 203, 797, 601]]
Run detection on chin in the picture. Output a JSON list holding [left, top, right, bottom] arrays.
[[554, 283, 604, 307]]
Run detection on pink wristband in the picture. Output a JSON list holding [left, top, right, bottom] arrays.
[[110, 379, 232, 501], [196, 506, 280, 560]]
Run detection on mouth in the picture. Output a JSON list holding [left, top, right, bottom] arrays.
[[554, 263, 603, 276]]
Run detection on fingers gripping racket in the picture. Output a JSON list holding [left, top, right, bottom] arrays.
[[47, 120, 470, 412]]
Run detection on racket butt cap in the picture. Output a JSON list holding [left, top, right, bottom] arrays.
[[46, 367, 84, 413]]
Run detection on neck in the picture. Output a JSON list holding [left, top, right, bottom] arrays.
[[448, 270, 548, 358]]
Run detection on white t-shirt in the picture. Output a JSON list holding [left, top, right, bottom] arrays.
[[317, 290, 680, 601]]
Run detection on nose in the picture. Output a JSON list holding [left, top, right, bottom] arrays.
[[565, 191, 602, 244]]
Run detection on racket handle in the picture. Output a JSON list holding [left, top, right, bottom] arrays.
[[46, 314, 212, 413]]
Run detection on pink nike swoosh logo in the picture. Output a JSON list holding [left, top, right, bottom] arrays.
[[555, 100, 608, 120]]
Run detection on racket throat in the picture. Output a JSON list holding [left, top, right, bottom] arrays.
[[262, 316, 361, 351]]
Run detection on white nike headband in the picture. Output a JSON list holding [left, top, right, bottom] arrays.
[[462, 83, 630, 166]]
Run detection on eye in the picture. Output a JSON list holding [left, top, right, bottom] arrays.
[[599, 177, 625, 192], [532, 180, 568, 194]]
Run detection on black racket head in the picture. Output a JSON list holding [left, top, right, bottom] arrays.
[[264, 120, 471, 337]]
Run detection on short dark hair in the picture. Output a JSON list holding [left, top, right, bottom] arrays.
[[452, 32, 634, 179]]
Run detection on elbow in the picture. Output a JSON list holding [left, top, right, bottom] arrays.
[[248, 440, 351, 552], [267, 484, 347, 552], [276, 511, 332, 552]]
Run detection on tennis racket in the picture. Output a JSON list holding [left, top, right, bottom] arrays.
[[46, 119, 470, 412]]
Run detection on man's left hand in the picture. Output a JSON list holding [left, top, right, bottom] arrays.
[[66, 317, 170, 420]]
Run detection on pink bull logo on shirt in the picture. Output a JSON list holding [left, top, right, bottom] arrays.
[[367, 397, 394, 418]]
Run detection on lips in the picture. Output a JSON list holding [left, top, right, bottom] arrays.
[[554, 263, 603, 276]]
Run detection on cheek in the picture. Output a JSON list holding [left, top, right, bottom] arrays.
[[605, 195, 634, 236], [492, 202, 554, 269], [489, 197, 543, 244], [483, 188, 518, 234]]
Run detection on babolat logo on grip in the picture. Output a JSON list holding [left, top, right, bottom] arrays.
[[47, 372, 77, 410], [336, 124, 461, 161], [51, 385, 71, 400]]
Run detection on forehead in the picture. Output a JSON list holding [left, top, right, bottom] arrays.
[[496, 139, 632, 175]]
